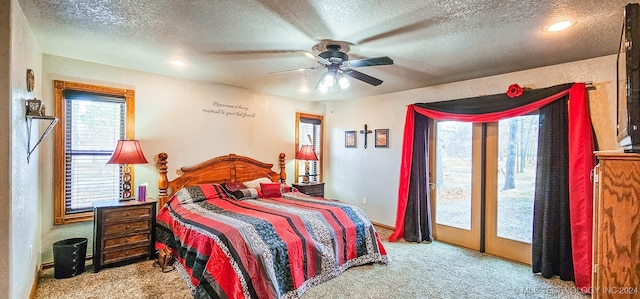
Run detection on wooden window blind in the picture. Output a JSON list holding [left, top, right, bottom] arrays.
[[64, 91, 125, 213], [296, 113, 323, 183]]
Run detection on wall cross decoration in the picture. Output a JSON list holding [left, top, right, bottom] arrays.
[[359, 124, 372, 148]]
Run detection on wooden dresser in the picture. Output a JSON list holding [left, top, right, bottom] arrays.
[[293, 182, 325, 197], [592, 151, 640, 298], [93, 199, 157, 272]]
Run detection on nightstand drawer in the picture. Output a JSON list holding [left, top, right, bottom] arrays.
[[103, 206, 152, 222], [104, 220, 150, 236], [103, 246, 149, 264], [293, 183, 325, 197], [104, 233, 150, 250]]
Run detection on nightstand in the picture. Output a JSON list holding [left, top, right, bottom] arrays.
[[93, 199, 157, 272], [293, 182, 325, 197]]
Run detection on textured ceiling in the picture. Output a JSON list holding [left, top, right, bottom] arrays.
[[18, 0, 630, 101]]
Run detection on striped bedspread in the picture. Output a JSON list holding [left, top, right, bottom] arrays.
[[156, 187, 388, 299]]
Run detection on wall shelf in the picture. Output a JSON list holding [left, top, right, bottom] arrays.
[[26, 115, 58, 163]]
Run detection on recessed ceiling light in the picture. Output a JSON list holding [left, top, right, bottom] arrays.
[[543, 20, 576, 32], [171, 59, 185, 67]]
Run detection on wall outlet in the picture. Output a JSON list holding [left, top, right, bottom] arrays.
[[362, 197, 367, 204]]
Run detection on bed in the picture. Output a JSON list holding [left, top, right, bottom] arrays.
[[155, 152, 388, 299]]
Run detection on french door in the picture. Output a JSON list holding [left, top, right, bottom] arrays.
[[430, 121, 481, 250], [431, 115, 538, 264]]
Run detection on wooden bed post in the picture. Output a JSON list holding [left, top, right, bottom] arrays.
[[279, 152, 286, 183], [158, 152, 169, 207]]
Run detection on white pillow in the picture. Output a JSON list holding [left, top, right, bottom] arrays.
[[242, 177, 272, 188]]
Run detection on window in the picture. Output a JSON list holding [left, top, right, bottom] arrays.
[[53, 81, 135, 224], [295, 113, 323, 183]]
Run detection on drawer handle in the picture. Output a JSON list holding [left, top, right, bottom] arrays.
[[126, 225, 131, 229], [125, 251, 129, 255], [126, 212, 131, 216], [125, 238, 129, 242]]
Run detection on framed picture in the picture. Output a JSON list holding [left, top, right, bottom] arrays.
[[345, 131, 357, 148], [26, 99, 42, 116], [375, 129, 389, 148], [26, 69, 35, 92]]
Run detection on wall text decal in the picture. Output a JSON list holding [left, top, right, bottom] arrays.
[[203, 101, 256, 118]]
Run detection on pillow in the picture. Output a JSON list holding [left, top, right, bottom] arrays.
[[281, 183, 294, 193], [224, 186, 260, 200], [224, 181, 245, 192], [260, 182, 282, 198], [243, 177, 273, 188], [174, 184, 230, 204]]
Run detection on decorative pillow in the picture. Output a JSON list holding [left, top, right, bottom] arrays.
[[260, 182, 282, 198], [174, 184, 230, 204], [243, 177, 272, 188], [236, 188, 260, 200], [224, 181, 245, 192], [281, 183, 294, 193]]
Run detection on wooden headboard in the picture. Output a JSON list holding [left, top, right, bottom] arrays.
[[157, 152, 286, 207]]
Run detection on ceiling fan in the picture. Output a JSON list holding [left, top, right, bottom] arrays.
[[271, 41, 394, 92]]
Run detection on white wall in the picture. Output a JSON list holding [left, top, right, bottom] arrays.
[[8, 0, 43, 298], [0, 2, 11, 298], [324, 55, 617, 227], [39, 55, 326, 262]]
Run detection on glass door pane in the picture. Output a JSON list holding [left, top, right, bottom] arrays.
[[495, 115, 539, 243], [435, 121, 473, 230]]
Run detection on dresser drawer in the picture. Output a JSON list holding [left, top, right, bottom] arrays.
[[103, 233, 150, 251], [103, 205, 153, 222], [103, 220, 150, 236], [103, 246, 149, 264]]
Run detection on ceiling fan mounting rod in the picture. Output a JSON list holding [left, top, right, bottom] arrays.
[[319, 44, 348, 63]]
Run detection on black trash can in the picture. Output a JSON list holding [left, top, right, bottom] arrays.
[[52, 238, 87, 279]]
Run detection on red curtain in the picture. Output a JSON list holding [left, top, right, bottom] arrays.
[[566, 84, 594, 290], [388, 83, 594, 290]]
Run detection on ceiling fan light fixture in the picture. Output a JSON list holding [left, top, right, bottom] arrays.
[[339, 76, 350, 89], [324, 73, 336, 87]]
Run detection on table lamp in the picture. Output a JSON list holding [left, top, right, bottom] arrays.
[[296, 144, 318, 184], [107, 139, 148, 200]]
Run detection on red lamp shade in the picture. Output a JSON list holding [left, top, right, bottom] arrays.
[[107, 140, 148, 165], [295, 145, 318, 161]]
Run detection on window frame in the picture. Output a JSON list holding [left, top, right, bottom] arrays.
[[295, 113, 324, 184], [53, 80, 135, 225]]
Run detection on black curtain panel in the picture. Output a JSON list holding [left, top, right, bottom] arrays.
[[532, 97, 575, 280], [403, 113, 432, 242]]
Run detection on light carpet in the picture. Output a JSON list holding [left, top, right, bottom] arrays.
[[35, 227, 588, 298]]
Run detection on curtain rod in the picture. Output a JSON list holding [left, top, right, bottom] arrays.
[[585, 81, 594, 89]]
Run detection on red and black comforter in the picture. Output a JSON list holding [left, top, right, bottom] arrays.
[[156, 184, 388, 299]]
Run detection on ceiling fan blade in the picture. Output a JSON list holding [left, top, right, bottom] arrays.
[[269, 66, 324, 74], [344, 56, 394, 68], [346, 69, 383, 86]]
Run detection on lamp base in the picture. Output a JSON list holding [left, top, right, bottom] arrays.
[[302, 161, 311, 184]]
